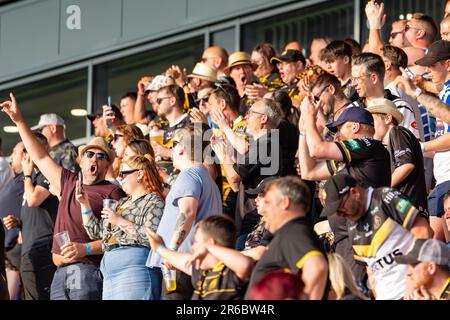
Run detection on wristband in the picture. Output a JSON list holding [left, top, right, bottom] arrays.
[[421, 144, 427, 153], [82, 209, 93, 215], [157, 245, 166, 253], [170, 247, 178, 252], [85, 243, 91, 256], [299, 131, 305, 137]]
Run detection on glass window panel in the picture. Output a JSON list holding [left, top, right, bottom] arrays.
[[212, 27, 236, 54], [0, 69, 88, 155]]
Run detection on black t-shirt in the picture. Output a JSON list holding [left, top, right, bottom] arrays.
[[20, 171, 59, 255], [191, 262, 247, 300], [0, 173, 24, 250], [387, 126, 428, 211], [278, 119, 299, 176], [327, 138, 391, 188], [233, 133, 284, 191], [246, 216, 326, 298]]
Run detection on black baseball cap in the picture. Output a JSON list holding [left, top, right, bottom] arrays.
[[245, 176, 278, 199], [271, 50, 306, 65], [415, 40, 450, 67], [87, 104, 123, 122], [395, 239, 450, 266], [326, 107, 374, 133], [320, 174, 357, 218]]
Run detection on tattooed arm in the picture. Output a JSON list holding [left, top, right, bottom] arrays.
[[416, 92, 450, 124], [168, 196, 199, 250]]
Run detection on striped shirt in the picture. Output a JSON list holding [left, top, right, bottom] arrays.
[[433, 79, 450, 186]]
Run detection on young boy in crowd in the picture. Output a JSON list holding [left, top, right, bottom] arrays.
[[146, 215, 253, 300]]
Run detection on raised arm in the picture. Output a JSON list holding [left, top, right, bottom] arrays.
[[205, 244, 254, 280], [1, 93, 62, 194], [365, 0, 387, 55], [395, 76, 450, 123]]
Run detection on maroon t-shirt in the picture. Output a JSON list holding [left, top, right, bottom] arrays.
[[52, 168, 125, 265]]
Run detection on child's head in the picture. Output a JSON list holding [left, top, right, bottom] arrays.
[[194, 215, 237, 249]]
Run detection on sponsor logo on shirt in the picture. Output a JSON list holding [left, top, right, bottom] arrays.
[[394, 148, 411, 158], [371, 248, 403, 272], [347, 139, 361, 151], [395, 198, 410, 214]]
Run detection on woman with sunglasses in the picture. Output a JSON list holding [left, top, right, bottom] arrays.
[[75, 154, 165, 300]]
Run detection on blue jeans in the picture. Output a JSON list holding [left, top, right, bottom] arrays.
[[100, 246, 161, 300], [50, 263, 103, 300]]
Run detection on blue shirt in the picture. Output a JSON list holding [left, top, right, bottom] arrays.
[[147, 165, 222, 268]]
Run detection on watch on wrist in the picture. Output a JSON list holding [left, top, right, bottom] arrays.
[[413, 87, 423, 99], [23, 175, 32, 181]]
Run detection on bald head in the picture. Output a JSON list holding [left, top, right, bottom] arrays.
[[202, 46, 229, 71]]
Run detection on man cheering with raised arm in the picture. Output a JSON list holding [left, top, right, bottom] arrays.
[[1, 94, 125, 300]]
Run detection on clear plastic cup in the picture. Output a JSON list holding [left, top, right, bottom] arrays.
[[161, 265, 177, 291], [103, 199, 118, 211], [54, 231, 70, 248]]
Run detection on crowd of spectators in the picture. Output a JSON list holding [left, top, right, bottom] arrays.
[[0, 0, 449, 301]]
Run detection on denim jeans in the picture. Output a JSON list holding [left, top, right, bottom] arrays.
[[101, 246, 161, 300], [50, 263, 103, 300]]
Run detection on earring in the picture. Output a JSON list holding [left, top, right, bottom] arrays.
[[137, 178, 142, 183]]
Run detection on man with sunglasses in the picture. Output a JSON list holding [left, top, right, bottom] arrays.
[[321, 174, 433, 299], [1, 94, 125, 300], [152, 84, 191, 178]]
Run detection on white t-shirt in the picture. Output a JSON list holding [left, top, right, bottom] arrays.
[[385, 83, 423, 141], [434, 80, 450, 186]]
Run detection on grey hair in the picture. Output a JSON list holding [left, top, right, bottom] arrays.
[[260, 98, 285, 129], [266, 176, 311, 212]]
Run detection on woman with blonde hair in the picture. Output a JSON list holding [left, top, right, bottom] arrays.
[[327, 252, 369, 300], [75, 154, 165, 300]]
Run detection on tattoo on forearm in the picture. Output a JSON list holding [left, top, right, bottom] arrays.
[[174, 212, 188, 247], [419, 93, 450, 122]]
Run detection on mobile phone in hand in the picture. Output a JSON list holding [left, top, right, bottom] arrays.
[[78, 171, 83, 190], [404, 67, 415, 79]]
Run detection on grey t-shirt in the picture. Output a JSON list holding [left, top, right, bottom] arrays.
[[147, 165, 222, 268]]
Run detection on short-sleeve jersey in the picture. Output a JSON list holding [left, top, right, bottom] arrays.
[[349, 187, 428, 300]]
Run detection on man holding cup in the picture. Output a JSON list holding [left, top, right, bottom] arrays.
[[1, 94, 125, 300]]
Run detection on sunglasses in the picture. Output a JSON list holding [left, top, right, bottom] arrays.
[[84, 150, 108, 160], [198, 95, 210, 104], [156, 96, 172, 104], [113, 133, 123, 142], [390, 31, 403, 39], [313, 86, 329, 103], [118, 169, 138, 179], [405, 24, 420, 32], [172, 140, 180, 148]]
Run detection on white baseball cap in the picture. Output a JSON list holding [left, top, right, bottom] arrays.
[[31, 113, 65, 130]]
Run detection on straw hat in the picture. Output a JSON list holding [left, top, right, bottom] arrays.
[[366, 98, 404, 125], [187, 63, 218, 83], [78, 137, 116, 163], [223, 51, 257, 75]]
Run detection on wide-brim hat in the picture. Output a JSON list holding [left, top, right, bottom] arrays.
[[78, 137, 116, 164], [366, 98, 404, 125], [223, 51, 257, 75], [187, 63, 218, 83]]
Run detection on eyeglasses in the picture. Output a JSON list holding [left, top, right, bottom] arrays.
[[350, 74, 371, 83], [390, 30, 403, 39], [405, 24, 420, 32], [118, 169, 138, 179], [195, 95, 210, 105], [248, 109, 266, 116], [113, 133, 123, 142], [84, 150, 108, 160], [156, 96, 172, 104], [313, 86, 329, 103]]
